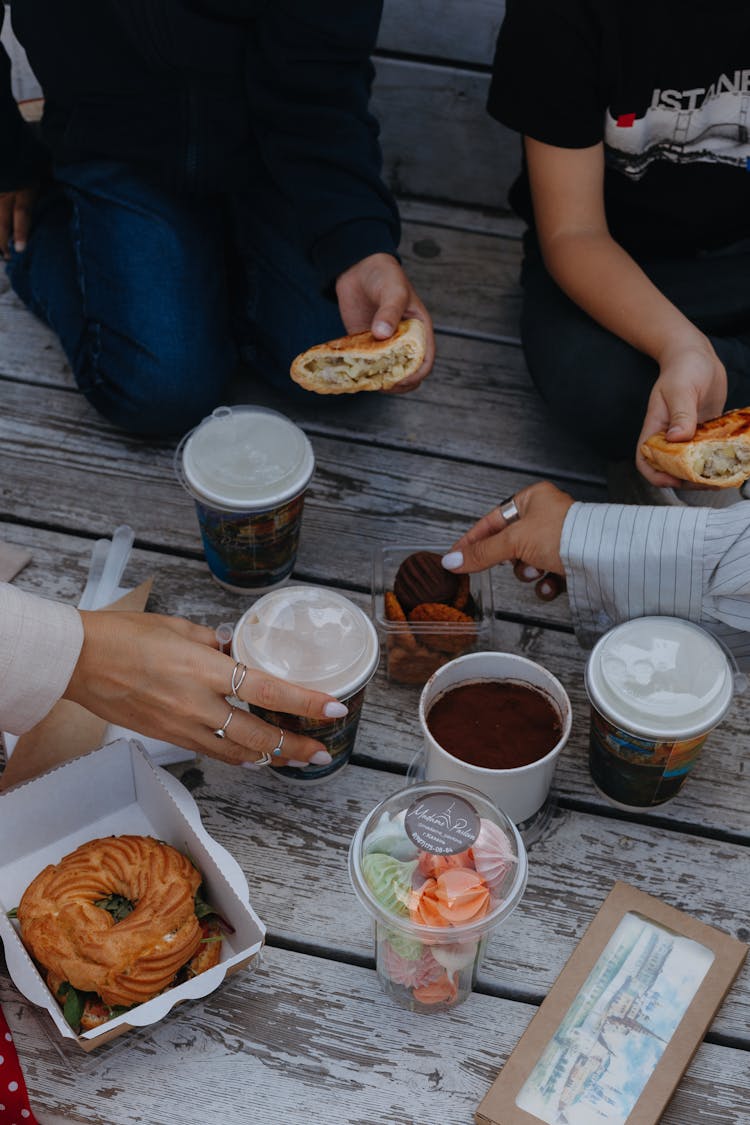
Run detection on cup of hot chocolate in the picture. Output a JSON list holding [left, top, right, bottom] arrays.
[[419, 652, 572, 824]]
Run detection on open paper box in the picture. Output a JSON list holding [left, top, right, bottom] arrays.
[[0, 739, 265, 1051], [477, 883, 747, 1125]]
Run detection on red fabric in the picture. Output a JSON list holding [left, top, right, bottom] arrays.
[[616, 112, 636, 127], [0, 1006, 39, 1124]]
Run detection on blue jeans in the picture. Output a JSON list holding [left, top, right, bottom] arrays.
[[6, 160, 344, 436], [518, 232, 750, 460]]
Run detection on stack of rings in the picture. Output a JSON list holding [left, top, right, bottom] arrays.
[[211, 660, 277, 767]]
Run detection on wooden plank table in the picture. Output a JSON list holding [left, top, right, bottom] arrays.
[[1, 203, 748, 1125]]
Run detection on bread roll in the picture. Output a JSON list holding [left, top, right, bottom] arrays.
[[641, 407, 750, 487], [290, 318, 426, 394]]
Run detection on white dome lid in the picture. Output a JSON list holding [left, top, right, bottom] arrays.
[[234, 586, 379, 697], [180, 406, 314, 510], [585, 616, 733, 739]]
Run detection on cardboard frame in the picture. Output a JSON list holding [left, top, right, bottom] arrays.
[[477, 882, 747, 1125]]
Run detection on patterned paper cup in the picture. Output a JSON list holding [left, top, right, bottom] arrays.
[[232, 586, 379, 781], [585, 617, 735, 809], [176, 406, 315, 593], [349, 781, 527, 1012]]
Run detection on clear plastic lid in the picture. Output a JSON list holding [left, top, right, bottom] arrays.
[[178, 406, 314, 510], [233, 585, 379, 697], [585, 616, 734, 739], [348, 781, 528, 942]]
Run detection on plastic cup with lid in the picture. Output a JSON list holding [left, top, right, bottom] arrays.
[[232, 585, 379, 781], [585, 616, 736, 809], [176, 405, 315, 592], [349, 780, 527, 1011]]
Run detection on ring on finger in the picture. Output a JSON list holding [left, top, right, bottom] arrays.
[[271, 729, 285, 758], [213, 706, 236, 740], [497, 495, 520, 525], [231, 661, 247, 696]]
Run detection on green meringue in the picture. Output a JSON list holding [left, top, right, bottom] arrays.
[[362, 852, 418, 917]]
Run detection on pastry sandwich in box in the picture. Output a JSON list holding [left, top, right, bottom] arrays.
[[0, 738, 265, 1051]]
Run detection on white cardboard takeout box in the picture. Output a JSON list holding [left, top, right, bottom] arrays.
[[0, 739, 265, 1050]]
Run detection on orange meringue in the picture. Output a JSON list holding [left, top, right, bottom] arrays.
[[413, 972, 458, 1005]]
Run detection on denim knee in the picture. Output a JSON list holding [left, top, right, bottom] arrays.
[[73, 326, 237, 438]]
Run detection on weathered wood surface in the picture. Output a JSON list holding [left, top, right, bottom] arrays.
[[379, 0, 505, 65], [3, 944, 748, 1125], [372, 58, 519, 211], [1, 211, 528, 347]]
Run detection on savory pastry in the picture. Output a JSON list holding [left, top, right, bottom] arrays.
[[290, 318, 426, 394], [641, 407, 750, 487], [16, 835, 219, 1025]]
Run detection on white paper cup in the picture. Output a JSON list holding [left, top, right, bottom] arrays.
[[419, 651, 572, 824]]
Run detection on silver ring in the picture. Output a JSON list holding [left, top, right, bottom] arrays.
[[271, 729, 285, 758], [498, 495, 520, 524], [254, 752, 272, 767], [213, 706, 235, 740], [231, 661, 247, 696]]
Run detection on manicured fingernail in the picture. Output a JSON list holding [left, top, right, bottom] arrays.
[[441, 551, 463, 570], [310, 749, 333, 765], [373, 320, 393, 336], [323, 701, 348, 718], [286, 760, 309, 769], [14, 240, 26, 252], [514, 560, 544, 582]]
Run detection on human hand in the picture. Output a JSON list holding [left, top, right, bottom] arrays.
[[636, 339, 728, 486], [335, 252, 434, 392], [441, 481, 575, 598], [0, 185, 37, 258], [65, 612, 346, 769]]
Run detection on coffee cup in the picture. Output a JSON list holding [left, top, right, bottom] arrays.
[[232, 585, 379, 781], [176, 405, 315, 592], [419, 651, 572, 824], [348, 780, 527, 1011], [585, 616, 735, 809]]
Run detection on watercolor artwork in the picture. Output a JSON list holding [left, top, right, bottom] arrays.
[[515, 911, 714, 1124]]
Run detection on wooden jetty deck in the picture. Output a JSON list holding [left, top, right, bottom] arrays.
[[0, 3, 749, 1122]]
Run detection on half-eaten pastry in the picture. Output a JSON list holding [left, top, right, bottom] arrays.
[[290, 318, 426, 394], [641, 407, 750, 487]]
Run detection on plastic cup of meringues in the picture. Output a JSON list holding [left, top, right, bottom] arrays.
[[176, 405, 315, 592], [349, 780, 527, 1011], [232, 585, 379, 781]]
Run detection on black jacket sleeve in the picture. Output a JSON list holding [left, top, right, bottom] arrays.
[[0, 4, 48, 191], [188, 0, 400, 287]]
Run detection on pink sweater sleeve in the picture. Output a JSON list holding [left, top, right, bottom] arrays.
[[0, 584, 84, 734]]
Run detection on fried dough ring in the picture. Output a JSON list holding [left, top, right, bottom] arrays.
[[18, 835, 202, 1008]]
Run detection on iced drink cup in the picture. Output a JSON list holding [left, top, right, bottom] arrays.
[[585, 616, 735, 809], [349, 781, 527, 1011], [176, 406, 315, 592], [232, 586, 379, 781]]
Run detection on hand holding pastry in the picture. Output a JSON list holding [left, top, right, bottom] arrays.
[[636, 337, 728, 486], [333, 252, 434, 392]]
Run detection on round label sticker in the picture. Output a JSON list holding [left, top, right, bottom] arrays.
[[404, 793, 480, 855]]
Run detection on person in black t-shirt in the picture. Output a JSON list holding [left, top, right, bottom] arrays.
[[489, 0, 750, 487]]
